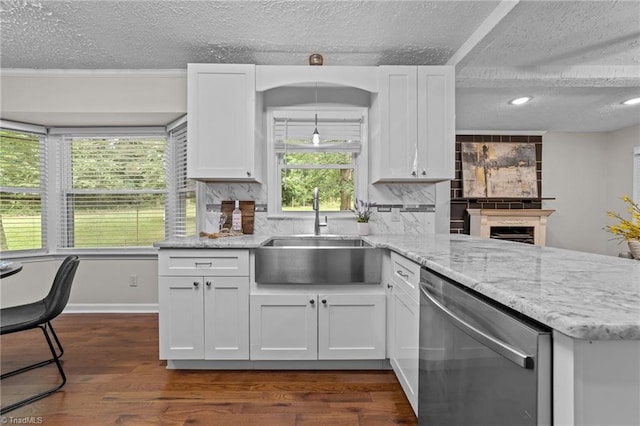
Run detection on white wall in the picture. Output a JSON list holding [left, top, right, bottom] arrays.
[[0, 70, 186, 126], [603, 125, 640, 256], [0, 257, 159, 311], [543, 124, 639, 255]]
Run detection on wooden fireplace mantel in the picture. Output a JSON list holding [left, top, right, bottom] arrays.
[[467, 209, 555, 246]]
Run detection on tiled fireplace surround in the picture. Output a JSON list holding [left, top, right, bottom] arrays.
[[450, 135, 543, 235]]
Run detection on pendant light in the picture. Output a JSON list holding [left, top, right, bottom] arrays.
[[312, 114, 320, 145], [312, 83, 320, 145]]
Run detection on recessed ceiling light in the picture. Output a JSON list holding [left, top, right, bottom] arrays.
[[509, 96, 532, 105], [622, 97, 640, 106]]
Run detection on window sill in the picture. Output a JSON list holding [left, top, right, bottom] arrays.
[[3, 247, 159, 262]]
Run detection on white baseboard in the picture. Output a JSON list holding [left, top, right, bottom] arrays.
[[64, 303, 158, 314]]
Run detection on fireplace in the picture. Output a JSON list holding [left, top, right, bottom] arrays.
[[467, 209, 554, 246]]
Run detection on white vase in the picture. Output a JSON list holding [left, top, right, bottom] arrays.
[[628, 240, 640, 259], [356, 222, 370, 236]]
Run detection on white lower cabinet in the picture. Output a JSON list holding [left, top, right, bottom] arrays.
[[250, 294, 318, 360], [318, 294, 386, 360], [159, 276, 205, 359], [385, 251, 421, 415], [158, 249, 250, 361], [391, 285, 419, 414], [159, 275, 249, 360], [250, 293, 386, 361]]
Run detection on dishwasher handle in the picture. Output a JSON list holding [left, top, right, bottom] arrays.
[[420, 283, 534, 369]]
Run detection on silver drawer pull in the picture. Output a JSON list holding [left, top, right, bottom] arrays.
[[195, 262, 213, 268], [396, 270, 409, 279]]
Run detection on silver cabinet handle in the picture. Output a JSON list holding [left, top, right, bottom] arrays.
[[396, 270, 409, 279], [195, 262, 212, 268], [420, 283, 533, 369]]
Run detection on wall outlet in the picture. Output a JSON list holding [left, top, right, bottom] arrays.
[[129, 274, 138, 287]]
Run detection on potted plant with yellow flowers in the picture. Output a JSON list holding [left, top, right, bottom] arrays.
[[606, 195, 640, 259]]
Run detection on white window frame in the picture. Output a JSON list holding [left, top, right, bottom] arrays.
[[51, 126, 168, 253], [0, 120, 48, 255], [266, 106, 368, 217], [166, 116, 196, 238]]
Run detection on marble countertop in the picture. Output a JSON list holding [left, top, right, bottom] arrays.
[[155, 233, 640, 341]]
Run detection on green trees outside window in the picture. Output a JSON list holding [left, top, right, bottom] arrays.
[[0, 129, 44, 251]]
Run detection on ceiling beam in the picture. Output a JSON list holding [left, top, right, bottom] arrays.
[[446, 0, 520, 66], [456, 65, 640, 88]]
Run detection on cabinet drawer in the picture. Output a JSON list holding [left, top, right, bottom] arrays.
[[159, 249, 249, 276], [390, 251, 420, 300]]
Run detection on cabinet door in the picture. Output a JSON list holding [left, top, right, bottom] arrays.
[[250, 294, 318, 360], [417, 66, 455, 180], [375, 66, 418, 181], [187, 64, 257, 180], [318, 294, 386, 360], [391, 287, 419, 414], [158, 276, 204, 359], [204, 276, 249, 360]]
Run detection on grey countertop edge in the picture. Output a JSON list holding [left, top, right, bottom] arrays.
[[155, 233, 640, 341]]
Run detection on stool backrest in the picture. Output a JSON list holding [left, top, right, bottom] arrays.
[[42, 256, 80, 320]]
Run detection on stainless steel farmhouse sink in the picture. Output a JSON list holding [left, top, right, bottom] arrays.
[[255, 236, 381, 284]]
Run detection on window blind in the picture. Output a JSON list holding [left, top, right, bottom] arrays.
[[0, 128, 47, 252], [166, 121, 196, 238], [272, 110, 363, 153], [59, 135, 167, 248]]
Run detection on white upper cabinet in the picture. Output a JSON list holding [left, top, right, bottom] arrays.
[[375, 66, 419, 181], [417, 66, 455, 180], [187, 64, 261, 181], [372, 65, 455, 182]]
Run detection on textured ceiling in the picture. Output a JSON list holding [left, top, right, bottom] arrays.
[[0, 0, 639, 132], [0, 0, 498, 68]]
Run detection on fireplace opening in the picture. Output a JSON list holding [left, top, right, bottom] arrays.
[[490, 226, 535, 244]]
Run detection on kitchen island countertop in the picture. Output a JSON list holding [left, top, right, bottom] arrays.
[[155, 233, 640, 341]]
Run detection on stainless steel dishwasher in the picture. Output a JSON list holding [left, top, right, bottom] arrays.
[[419, 268, 551, 426]]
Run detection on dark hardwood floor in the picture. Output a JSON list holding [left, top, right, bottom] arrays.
[[1, 313, 417, 425]]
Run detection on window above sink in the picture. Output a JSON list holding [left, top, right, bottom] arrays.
[[266, 107, 369, 218]]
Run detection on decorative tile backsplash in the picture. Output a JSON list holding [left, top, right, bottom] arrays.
[[200, 182, 437, 235]]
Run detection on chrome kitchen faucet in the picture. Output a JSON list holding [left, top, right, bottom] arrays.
[[313, 187, 328, 235]]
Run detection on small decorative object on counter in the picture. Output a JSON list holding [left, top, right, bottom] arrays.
[[356, 222, 370, 236], [605, 195, 640, 259], [232, 200, 243, 232], [353, 198, 375, 223], [353, 198, 376, 236], [628, 240, 640, 259], [205, 211, 220, 234]]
